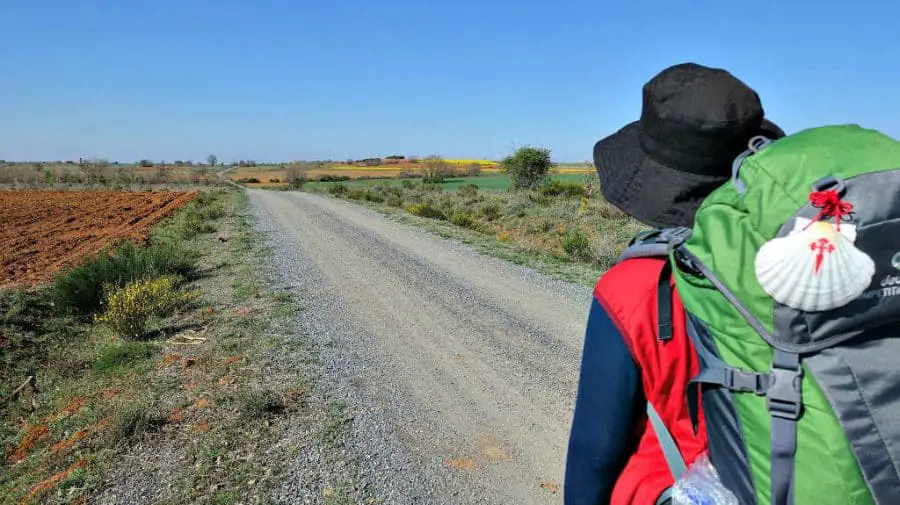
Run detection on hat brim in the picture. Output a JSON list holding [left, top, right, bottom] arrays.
[[759, 118, 786, 139], [593, 118, 785, 229]]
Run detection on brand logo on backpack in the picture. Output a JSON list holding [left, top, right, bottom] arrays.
[[859, 256, 900, 299]]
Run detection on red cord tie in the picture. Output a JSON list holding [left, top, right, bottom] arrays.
[[804, 189, 854, 231]]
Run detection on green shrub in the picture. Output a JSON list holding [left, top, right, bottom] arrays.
[[479, 203, 502, 221], [346, 189, 366, 200], [191, 191, 217, 207], [506, 201, 533, 218], [197, 202, 226, 220], [242, 389, 287, 419], [562, 230, 591, 260], [95, 275, 200, 340], [539, 180, 587, 198], [362, 189, 385, 203], [449, 212, 477, 229], [458, 184, 478, 198], [386, 195, 404, 207], [597, 200, 628, 219], [400, 179, 416, 189], [178, 212, 217, 238], [422, 155, 452, 183], [111, 403, 166, 441], [406, 203, 445, 220], [526, 218, 554, 234], [318, 175, 351, 182], [527, 192, 552, 206], [52, 241, 197, 316], [380, 185, 404, 198], [162, 192, 226, 239], [327, 183, 348, 195], [501, 146, 555, 189], [582, 172, 600, 198], [93, 340, 155, 374]]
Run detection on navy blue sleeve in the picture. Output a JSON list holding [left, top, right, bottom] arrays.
[[564, 297, 643, 505]]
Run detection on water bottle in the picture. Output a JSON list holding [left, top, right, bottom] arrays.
[[671, 453, 739, 505]]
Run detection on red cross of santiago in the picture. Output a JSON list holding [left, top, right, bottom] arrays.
[[809, 238, 835, 274]]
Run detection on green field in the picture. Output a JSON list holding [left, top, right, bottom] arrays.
[[305, 174, 588, 192]]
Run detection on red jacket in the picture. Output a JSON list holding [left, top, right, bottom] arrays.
[[570, 256, 709, 504]]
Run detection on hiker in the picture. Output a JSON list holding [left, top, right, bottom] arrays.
[[563, 62, 785, 505]]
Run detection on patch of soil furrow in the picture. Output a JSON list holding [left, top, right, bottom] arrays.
[[0, 190, 197, 289]]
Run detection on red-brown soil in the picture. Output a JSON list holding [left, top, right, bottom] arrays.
[[0, 190, 197, 289]]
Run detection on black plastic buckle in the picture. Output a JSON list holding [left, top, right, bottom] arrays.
[[766, 365, 804, 420], [672, 247, 702, 276], [725, 368, 768, 395], [628, 229, 663, 247], [661, 227, 692, 252]]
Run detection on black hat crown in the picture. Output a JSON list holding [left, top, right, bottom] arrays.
[[637, 63, 766, 175]]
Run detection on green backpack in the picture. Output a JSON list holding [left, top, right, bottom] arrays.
[[618, 124, 900, 505]]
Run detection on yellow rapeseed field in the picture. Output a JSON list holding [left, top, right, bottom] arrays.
[[444, 159, 499, 166]]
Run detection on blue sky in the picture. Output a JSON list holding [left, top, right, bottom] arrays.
[[1, 0, 898, 163]]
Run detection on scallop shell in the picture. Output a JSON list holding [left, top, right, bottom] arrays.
[[755, 221, 875, 312]]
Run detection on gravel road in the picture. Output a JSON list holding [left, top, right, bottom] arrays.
[[249, 189, 593, 505]]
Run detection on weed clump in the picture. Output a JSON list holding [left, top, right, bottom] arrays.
[[478, 203, 502, 221], [539, 180, 586, 198], [327, 183, 348, 196], [111, 403, 166, 441], [449, 212, 477, 229], [458, 183, 479, 198], [93, 341, 154, 374], [242, 389, 287, 419], [170, 192, 227, 239], [52, 241, 197, 317], [95, 275, 199, 340], [562, 229, 591, 261], [406, 203, 445, 220]]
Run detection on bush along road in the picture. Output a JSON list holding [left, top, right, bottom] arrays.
[[307, 175, 644, 288]]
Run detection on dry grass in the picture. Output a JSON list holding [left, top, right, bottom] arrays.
[[312, 174, 644, 276]]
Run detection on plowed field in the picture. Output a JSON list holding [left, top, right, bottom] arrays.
[[0, 191, 197, 289]]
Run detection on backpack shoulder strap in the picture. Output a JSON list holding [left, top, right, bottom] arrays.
[[616, 227, 693, 264], [616, 227, 694, 503], [616, 227, 692, 342]]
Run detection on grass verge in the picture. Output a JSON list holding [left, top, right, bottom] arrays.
[[305, 174, 645, 287], [1, 188, 347, 504]]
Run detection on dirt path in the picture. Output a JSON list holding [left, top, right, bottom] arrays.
[[250, 189, 592, 505]]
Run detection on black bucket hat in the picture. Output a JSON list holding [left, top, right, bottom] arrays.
[[593, 62, 785, 229]]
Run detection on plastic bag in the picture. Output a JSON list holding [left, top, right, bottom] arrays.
[[671, 453, 739, 505]]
